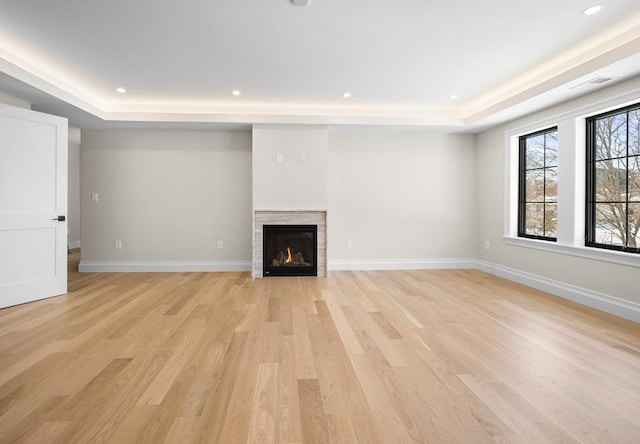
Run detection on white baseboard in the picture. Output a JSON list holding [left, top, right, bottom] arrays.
[[68, 240, 81, 250], [78, 260, 251, 273], [329, 258, 476, 271], [476, 260, 639, 322]]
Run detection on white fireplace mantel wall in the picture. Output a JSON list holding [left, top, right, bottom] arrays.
[[252, 125, 329, 277]]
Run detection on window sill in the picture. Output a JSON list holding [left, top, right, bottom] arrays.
[[503, 236, 640, 268]]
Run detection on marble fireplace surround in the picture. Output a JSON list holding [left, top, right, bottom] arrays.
[[253, 210, 327, 278]]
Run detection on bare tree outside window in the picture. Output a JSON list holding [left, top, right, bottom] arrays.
[[587, 104, 639, 253], [519, 127, 558, 241]]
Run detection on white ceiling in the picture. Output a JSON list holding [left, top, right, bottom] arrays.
[[0, 0, 639, 132]]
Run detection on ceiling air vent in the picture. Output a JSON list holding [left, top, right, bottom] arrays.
[[570, 76, 614, 90], [589, 77, 613, 84]]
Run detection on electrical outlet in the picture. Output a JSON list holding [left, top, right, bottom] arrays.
[[484, 240, 490, 250], [276, 154, 284, 163], [91, 192, 99, 202], [114, 240, 122, 250], [217, 240, 224, 249], [346, 239, 353, 248]]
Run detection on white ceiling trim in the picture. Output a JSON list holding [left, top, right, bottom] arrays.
[[462, 13, 640, 119], [0, 49, 106, 120], [103, 110, 467, 127], [1, 15, 638, 129], [464, 33, 640, 125]]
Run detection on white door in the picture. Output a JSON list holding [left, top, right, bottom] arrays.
[[0, 104, 68, 308]]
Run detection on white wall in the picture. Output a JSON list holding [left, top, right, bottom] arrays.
[[328, 131, 476, 266], [475, 77, 640, 315], [252, 125, 328, 210], [80, 129, 252, 268]]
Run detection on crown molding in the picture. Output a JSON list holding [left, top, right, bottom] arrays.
[[2, 16, 638, 129]]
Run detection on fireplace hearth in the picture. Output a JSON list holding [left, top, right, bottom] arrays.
[[263, 224, 317, 277]]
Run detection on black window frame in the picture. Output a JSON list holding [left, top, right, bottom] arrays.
[[518, 126, 558, 241], [585, 103, 640, 254]]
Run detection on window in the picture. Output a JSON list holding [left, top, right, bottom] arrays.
[[586, 103, 640, 253], [506, 93, 639, 268], [518, 127, 558, 240]]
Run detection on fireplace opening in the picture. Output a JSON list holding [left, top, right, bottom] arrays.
[[263, 224, 317, 277]]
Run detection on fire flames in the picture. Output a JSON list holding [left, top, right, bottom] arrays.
[[285, 247, 292, 264], [271, 246, 310, 267]]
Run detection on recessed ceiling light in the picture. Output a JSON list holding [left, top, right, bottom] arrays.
[[116, 87, 126, 94], [343, 92, 352, 98], [582, 5, 602, 15], [291, 0, 310, 6], [232, 90, 241, 96], [449, 94, 459, 100]]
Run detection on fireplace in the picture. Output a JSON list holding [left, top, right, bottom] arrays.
[[254, 211, 326, 278], [263, 224, 317, 277]]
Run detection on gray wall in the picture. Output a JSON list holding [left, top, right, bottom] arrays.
[[80, 129, 252, 262], [68, 127, 81, 248], [328, 131, 476, 261], [81, 127, 476, 265]]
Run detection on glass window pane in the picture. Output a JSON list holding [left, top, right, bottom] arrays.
[[629, 155, 640, 202], [594, 203, 625, 246], [525, 203, 544, 236], [519, 127, 558, 241], [595, 159, 627, 202], [545, 167, 557, 202], [630, 109, 639, 156], [595, 118, 612, 160], [544, 203, 557, 237], [588, 105, 640, 251], [545, 131, 558, 167], [610, 113, 628, 158], [628, 203, 640, 249], [526, 134, 544, 169], [595, 114, 627, 160], [526, 170, 544, 202]]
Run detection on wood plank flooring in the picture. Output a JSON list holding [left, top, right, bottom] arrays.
[[0, 250, 638, 443]]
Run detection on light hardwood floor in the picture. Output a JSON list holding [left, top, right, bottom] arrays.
[[0, 251, 638, 443]]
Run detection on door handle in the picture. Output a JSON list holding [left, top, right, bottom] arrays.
[[51, 216, 66, 222]]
